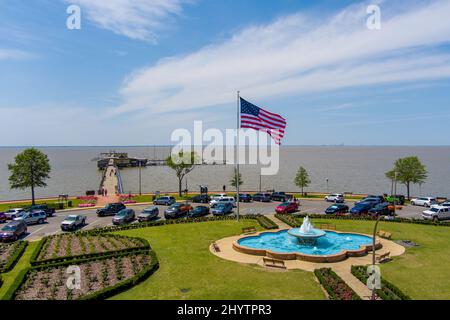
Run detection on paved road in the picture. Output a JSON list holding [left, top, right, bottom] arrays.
[[13, 199, 428, 241]]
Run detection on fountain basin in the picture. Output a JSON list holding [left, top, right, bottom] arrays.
[[233, 230, 382, 263]]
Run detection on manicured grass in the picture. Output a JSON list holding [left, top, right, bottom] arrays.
[[111, 221, 325, 300], [292, 217, 450, 300], [0, 199, 83, 212], [0, 241, 38, 300]]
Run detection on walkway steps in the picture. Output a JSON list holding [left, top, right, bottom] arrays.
[[332, 267, 377, 300]]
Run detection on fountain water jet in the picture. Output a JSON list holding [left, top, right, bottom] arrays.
[[288, 216, 326, 245]]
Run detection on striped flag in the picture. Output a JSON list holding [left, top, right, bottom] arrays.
[[240, 97, 287, 145]]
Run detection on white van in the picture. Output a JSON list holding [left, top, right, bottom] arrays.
[[210, 197, 236, 208], [422, 206, 450, 221]]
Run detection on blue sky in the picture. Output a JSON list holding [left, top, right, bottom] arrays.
[[1, 0, 450, 146]]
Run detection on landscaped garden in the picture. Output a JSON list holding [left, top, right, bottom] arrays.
[[1, 215, 450, 300]]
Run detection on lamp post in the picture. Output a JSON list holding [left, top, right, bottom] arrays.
[[138, 161, 142, 196], [371, 214, 382, 300], [326, 178, 329, 194]]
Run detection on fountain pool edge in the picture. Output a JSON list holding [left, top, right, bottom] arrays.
[[233, 229, 383, 263]]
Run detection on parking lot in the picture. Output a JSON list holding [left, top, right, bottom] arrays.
[[17, 199, 428, 241]]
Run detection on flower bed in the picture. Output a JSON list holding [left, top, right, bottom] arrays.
[[78, 203, 96, 208], [0, 241, 28, 273], [314, 268, 361, 300], [31, 234, 148, 266], [351, 265, 411, 300], [13, 251, 157, 300]]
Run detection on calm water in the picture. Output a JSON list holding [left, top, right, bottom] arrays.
[[0, 146, 449, 201], [237, 230, 373, 255]]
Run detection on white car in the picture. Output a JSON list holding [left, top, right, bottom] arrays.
[[422, 206, 450, 221], [324, 194, 345, 203], [209, 197, 236, 208], [4, 208, 25, 220], [411, 197, 437, 207], [432, 202, 450, 209]]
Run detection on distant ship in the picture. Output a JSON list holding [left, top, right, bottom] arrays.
[[97, 151, 148, 170]]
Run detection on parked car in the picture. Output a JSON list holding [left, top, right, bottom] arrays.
[[422, 206, 450, 222], [235, 194, 253, 202], [356, 196, 384, 206], [252, 193, 272, 202], [210, 197, 236, 208], [153, 196, 176, 206], [4, 208, 24, 220], [211, 203, 234, 216], [188, 206, 210, 218], [0, 220, 27, 242], [385, 195, 406, 205], [0, 212, 6, 223], [275, 202, 299, 214], [350, 202, 375, 215], [97, 203, 126, 217], [14, 210, 47, 225], [271, 192, 288, 202], [61, 215, 86, 231], [138, 207, 159, 222], [164, 203, 193, 219], [411, 197, 437, 207], [27, 204, 56, 217], [324, 194, 345, 203], [369, 203, 394, 216], [432, 202, 450, 209], [325, 204, 349, 215], [112, 209, 135, 225], [191, 194, 211, 204]]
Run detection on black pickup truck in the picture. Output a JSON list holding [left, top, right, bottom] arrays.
[[271, 192, 290, 202], [27, 204, 56, 217]]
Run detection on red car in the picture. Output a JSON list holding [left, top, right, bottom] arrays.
[[0, 212, 6, 224], [275, 202, 299, 214]]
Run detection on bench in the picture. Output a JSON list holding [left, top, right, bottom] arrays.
[[242, 226, 257, 234], [212, 242, 221, 253], [263, 257, 286, 269], [319, 223, 336, 230], [377, 230, 392, 240], [376, 251, 391, 263]]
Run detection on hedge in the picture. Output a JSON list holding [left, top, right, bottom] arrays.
[[4, 249, 156, 300], [0, 274, 3, 288], [73, 214, 273, 236], [275, 213, 450, 228], [314, 268, 361, 300], [351, 265, 411, 300], [0, 241, 28, 273], [30, 234, 150, 267]]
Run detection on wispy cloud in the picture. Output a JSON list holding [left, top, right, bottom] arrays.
[[64, 0, 192, 42], [0, 48, 35, 60], [113, 0, 450, 116]]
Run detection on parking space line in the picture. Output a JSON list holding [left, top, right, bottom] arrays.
[[27, 226, 46, 236]]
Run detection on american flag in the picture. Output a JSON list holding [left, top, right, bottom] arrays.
[[240, 97, 287, 145]]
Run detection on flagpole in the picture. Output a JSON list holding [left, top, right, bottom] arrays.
[[236, 91, 241, 222]]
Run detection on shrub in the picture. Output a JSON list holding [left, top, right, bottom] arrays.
[[0, 241, 28, 273], [314, 268, 361, 300], [255, 215, 278, 229], [351, 265, 411, 300]]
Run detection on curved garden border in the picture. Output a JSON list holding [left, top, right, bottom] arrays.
[[233, 229, 382, 263], [0, 241, 28, 273]]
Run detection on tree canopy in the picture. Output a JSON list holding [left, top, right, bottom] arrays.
[[294, 166, 311, 196], [230, 168, 243, 188], [385, 156, 427, 199], [166, 151, 198, 196]]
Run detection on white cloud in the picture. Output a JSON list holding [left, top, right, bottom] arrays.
[[65, 0, 191, 42], [0, 48, 34, 60], [114, 0, 450, 115]]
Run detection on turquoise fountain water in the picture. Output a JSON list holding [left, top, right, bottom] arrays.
[[238, 216, 373, 256]]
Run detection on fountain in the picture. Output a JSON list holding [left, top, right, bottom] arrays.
[[288, 216, 326, 245]]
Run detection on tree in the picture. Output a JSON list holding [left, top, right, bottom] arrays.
[[230, 168, 243, 188], [294, 166, 311, 196], [166, 151, 198, 197], [385, 156, 428, 200], [8, 148, 51, 205]]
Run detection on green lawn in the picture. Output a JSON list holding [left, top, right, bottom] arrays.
[[0, 199, 84, 212], [292, 217, 450, 300], [111, 221, 325, 300], [0, 241, 38, 299]]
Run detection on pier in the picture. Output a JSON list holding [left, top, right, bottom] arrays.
[[97, 159, 123, 206]]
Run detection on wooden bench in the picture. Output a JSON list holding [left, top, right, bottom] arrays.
[[377, 230, 392, 240], [320, 223, 336, 230], [242, 226, 257, 234], [212, 242, 221, 253], [376, 251, 391, 263], [263, 257, 286, 269]]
